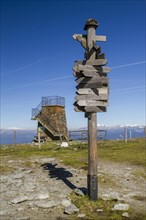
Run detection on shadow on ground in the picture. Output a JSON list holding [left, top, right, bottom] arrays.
[[42, 163, 87, 194]]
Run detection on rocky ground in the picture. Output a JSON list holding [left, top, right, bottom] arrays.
[[0, 155, 146, 220]]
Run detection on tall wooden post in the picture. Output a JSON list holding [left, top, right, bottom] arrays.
[[87, 113, 97, 200], [85, 21, 98, 200], [72, 18, 110, 201]]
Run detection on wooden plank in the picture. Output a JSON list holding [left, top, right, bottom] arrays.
[[74, 101, 85, 112], [75, 94, 108, 101], [72, 60, 85, 72], [82, 71, 106, 77], [72, 34, 106, 42], [72, 34, 87, 49], [77, 100, 108, 107], [98, 87, 109, 94], [95, 35, 106, 42], [86, 59, 108, 66], [77, 88, 109, 95], [76, 76, 108, 84], [85, 106, 107, 112], [77, 88, 96, 95], [76, 81, 108, 89], [72, 34, 86, 40], [77, 64, 110, 73]]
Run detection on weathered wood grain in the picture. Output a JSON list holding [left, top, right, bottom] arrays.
[[75, 94, 108, 101], [85, 106, 107, 112], [72, 34, 106, 42], [76, 76, 108, 84], [77, 100, 108, 107], [75, 64, 110, 73], [95, 35, 106, 42], [86, 59, 108, 66], [76, 78, 109, 89], [77, 87, 109, 95]]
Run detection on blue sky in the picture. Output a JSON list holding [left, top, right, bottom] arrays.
[[1, 0, 145, 129]]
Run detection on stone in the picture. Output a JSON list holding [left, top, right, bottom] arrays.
[[15, 217, 30, 220], [11, 196, 28, 204], [34, 200, 58, 208], [35, 193, 50, 200], [64, 204, 79, 214], [74, 188, 84, 196], [24, 170, 32, 174], [61, 199, 71, 207], [101, 192, 122, 201], [12, 174, 24, 179], [61, 142, 69, 148], [0, 209, 9, 215], [96, 209, 103, 212], [122, 212, 129, 218], [77, 213, 86, 218], [112, 203, 129, 211]]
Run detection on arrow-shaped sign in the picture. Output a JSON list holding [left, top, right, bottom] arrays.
[[77, 100, 108, 107], [72, 34, 87, 49], [72, 34, 106, 42], [85, 106, 107, 113], [74, 64, 110, 73], [86, 59, 108, 66], [75, 94, 108, 101], [76, 76, 108, 84], [76, 88, 109, 95], [76, 81, 108, 89]]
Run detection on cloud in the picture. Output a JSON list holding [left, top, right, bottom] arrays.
[[111, 61, 146, 69]]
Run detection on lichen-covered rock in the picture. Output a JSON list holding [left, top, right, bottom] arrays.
[[64, 204, 79, 214]]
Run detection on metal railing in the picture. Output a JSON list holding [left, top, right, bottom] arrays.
[[42, 96, 65, 107], [32, 96, 65, 119]]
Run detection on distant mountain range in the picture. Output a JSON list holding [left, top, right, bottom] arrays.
[[0, 125, 145, 145]]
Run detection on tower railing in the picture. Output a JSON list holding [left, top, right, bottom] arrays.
[[32, 96, 65, 119]]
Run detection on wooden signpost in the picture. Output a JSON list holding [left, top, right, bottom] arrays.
[[72, 19, 110, 200]]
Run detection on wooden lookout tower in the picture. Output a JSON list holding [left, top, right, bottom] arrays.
[[31, 96, 68, 142]]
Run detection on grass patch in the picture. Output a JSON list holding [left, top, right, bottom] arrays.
[[132, 170, 146, 179], [69, 192, 127, 220], [0, 138, 145, 169], [98, 139, 146, 167], [0, 165, 16, 174], [68, 192, 146, 220]]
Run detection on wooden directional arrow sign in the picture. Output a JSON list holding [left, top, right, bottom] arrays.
[[76, 81, 108, 89], [75, 64, 110, 73], [86, 59, 108, 66], [76, 77, 108, 85], [74, 70, 107, 78], [76, 76, 108, 84], [75, 94, 108, 101], [73, 34, 106, 42], [77, 100, 108, 107], [85, 106, 107, 113], [74, 102, 85, 112], [82, 71, 103, 77], [72, 34, 87, 49], [77, 87, 109, 95]]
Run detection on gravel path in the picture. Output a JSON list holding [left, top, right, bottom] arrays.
[[0, 156, 145, 219]]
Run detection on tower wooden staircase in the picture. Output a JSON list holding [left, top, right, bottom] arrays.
[[31, 96, 68, 141]]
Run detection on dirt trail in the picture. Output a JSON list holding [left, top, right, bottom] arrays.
[[0, 156, 145, 219]]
